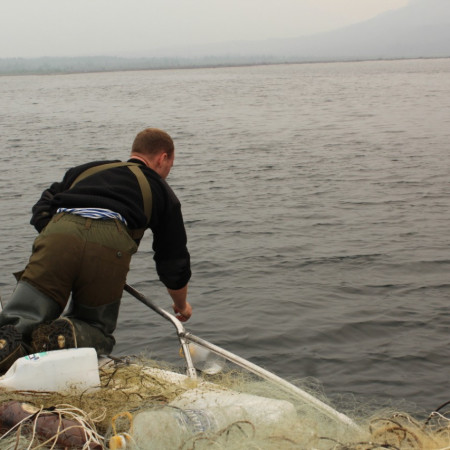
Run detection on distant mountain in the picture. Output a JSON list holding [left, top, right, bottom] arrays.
[[283, 0, 450, 59], [1, 0, 448, 75], [151, 0, 450, 60]]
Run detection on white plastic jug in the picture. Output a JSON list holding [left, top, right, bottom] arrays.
[[0, 348, 100, 392]]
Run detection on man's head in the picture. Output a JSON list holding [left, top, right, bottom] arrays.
[[131, 128, 175, 179]]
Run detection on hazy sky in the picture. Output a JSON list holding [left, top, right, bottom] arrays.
[[1, 0, 410, 58]]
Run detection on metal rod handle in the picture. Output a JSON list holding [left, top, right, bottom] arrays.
[[124, 284, 359, 430], [124, 284, 197, 379]]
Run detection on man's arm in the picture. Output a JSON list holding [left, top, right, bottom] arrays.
[[168, 285, 192, 322], [30, 181, 65, 232]]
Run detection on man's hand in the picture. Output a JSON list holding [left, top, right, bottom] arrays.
[[168, 285, 192, 322], [173, 302, 192, 322]]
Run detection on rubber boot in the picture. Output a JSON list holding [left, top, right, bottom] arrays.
[[0, 325, 26, 374], [32, 301, 119, 356], [66, 300, 119, 355], [0, 281, 62, 344]]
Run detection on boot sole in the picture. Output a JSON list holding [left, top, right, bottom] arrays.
[[0, 325, 24, 374], [31, 319, 77, 352]]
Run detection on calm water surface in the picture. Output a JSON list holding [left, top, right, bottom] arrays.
[[1, 58, 449, 416]]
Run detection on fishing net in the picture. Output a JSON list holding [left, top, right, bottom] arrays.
[[0, 355, 450, 449]]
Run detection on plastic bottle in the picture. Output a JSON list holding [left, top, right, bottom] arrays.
[[131, 389, 297, 448], [171, 388, 297, 427], [131, 405, 221, 449], [0, 348, 100, 392], [187, 343, 226, 375]]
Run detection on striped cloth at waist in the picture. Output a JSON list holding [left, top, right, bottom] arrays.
[[56, 207, 128, 226]]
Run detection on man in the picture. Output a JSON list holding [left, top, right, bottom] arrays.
[[0, 128, 192, 373]]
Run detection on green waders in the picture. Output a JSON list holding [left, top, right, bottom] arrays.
[[0, 281, 62, 373], [0, 213, 138, 372]]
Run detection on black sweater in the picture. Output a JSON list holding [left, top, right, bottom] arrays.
[[30, 158, 191, 290]]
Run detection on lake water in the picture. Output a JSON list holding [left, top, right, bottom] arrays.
[[1, 58, 449, 418]]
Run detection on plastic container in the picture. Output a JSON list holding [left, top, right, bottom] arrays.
[[131, 389, 297, 448], [188, 343, 226, 375], [171, 388, 297, 426], [0, 348, 100, 392]]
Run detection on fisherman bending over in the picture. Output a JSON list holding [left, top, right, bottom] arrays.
[[0, 128, 192, 373]]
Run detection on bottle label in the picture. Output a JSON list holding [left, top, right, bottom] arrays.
[[176, 409, 216, 435], [24, 352, 48, 361]]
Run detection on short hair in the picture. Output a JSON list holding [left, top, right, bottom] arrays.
[[132, 128, 174, 158]]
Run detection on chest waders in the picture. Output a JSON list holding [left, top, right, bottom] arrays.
[[0, 163, 151, 373]]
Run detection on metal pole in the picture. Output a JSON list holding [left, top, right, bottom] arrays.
[[124, 284, 197, 379], [124, 284, 360, 431]]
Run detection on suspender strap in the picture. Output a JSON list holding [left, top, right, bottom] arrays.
[[69, 162, 152, 240], [70, 162, 133, 189], [126, 164, 152, 240], [127, 165, 151, 223]]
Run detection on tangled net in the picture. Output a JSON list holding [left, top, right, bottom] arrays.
[[0, 356, 194, 449], [0, 356, 450, 449]]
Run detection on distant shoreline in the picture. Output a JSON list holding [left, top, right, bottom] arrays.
[[1, 55, 449, 77]]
